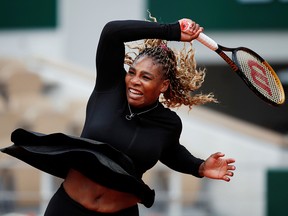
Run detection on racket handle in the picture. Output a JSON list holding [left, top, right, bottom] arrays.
[[196, 33, 218, 51]]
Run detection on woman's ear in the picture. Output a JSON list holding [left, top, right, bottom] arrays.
[[160, 79, 170, 93]]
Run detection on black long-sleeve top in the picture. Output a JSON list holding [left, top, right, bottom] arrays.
[[81, 20, 204, 178]]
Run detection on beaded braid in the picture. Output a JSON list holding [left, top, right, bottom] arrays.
[[124, 18, 217, 109]]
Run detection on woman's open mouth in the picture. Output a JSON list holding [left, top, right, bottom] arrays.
[[127, 88, 143, 99]]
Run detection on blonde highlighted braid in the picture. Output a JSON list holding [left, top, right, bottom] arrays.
[[124, 16, 217, 109]]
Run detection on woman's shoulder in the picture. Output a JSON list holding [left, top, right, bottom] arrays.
[[153, 102, 182, 127]]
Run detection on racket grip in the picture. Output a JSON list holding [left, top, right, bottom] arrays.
[[197, 33, 218, 51]]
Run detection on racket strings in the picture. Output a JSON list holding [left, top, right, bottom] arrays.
[[234, 50, 284, 104]]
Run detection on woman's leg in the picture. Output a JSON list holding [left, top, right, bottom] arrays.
[[44, 184, 89, 216], [44, 184, 139, 216]]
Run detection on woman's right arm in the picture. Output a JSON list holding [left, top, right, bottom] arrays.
[[95, 20, 181, 91]]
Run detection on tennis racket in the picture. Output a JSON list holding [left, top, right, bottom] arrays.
[[195, 33, 285, 106]]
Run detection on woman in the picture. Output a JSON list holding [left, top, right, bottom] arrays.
[[1, 16, 236, 216]]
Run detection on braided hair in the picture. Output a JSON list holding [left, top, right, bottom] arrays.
[[124, 18, 217, 109]]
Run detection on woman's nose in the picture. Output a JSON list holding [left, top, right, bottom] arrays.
[[130, 76, 141, 85]]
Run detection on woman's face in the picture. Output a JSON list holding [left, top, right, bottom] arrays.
[[125, 56, 169, 108]]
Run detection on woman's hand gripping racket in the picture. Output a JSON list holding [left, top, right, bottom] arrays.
[[181, 20, 285, 106]]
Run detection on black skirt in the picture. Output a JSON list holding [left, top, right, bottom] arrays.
[[1, 128, 155, 208]]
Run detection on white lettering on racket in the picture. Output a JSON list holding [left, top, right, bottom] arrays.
[[248, 60, 272, 96]]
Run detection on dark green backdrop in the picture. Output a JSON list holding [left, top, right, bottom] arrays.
[[147, 0, 288, 30], [0, 0, 57, 29], [267, 169, 288, 216]]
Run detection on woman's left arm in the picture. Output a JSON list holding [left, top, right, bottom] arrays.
[[160, 142, 205, 178], [160, 144, 236, 181]]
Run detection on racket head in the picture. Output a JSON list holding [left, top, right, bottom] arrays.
[[231, 47, 285, 106]]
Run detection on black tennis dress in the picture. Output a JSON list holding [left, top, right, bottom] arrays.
[[1, 20, 204, 208]]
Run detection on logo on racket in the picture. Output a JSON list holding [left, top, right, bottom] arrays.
[[248, 60, 272, 96]]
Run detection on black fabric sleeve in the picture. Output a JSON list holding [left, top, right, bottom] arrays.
[[159, 119, 204, 178], [160, 143, 204, 178], [95, 20, 181, 91]]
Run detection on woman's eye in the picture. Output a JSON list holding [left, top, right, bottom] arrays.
[[143, 76, 151, 80], [128, 70, 135, 75]]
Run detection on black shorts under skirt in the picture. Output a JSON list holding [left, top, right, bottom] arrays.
[[44, 184, 139, 216], [1, 128, 155, 208]]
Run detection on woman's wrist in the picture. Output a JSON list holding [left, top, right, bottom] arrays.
[[198, 161, 205, 177]]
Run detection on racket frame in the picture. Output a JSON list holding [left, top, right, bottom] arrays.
[[230, 46, 285, 106], [197, 33, 285, 106]]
